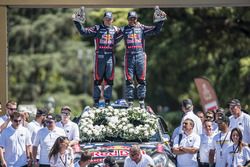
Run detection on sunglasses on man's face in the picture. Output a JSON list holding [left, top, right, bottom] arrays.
[[61, 112, 70, 116], [8, 108, 17, 111], [13, 119, 22, 123], [45, 120, 54, 125]]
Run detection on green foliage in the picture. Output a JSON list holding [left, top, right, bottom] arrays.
[[7, 7, 250, 124], [138, 7, 250, 110]]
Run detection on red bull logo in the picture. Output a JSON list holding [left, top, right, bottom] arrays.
[[128, 34, 139, 39], [90, 149, 146, 157], [103, 34, 112, 41]]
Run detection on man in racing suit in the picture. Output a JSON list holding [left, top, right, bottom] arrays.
[[73, 9, 122, 107], [120, 9, 166, 108]]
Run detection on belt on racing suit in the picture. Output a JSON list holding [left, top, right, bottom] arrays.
[[126, 45, 143, 54], [96, 46, 113, 54]]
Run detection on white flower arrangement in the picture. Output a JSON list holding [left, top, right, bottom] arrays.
[[78, 106, 158, 141]]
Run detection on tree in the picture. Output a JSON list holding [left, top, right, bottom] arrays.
[[8, 7, 250, 115]]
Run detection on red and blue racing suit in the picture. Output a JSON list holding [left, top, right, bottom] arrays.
[[74, 21, 122, 103], [120, 21, 164, 102]]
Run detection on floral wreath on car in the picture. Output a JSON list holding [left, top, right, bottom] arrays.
[[78, 106, 158, 141]]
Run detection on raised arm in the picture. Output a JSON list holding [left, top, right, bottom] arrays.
[[142, 21, 164, 37], [73, 21, 98, 37], [143, 6, 166, 36], [72, 6, 98, 37]]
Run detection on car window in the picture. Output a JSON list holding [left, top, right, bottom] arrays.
[[158, 116, 168, 134]]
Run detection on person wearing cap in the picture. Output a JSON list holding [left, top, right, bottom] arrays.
[[27, 108, 48, 161], [119, 7, 166, 109], [72, 8, 123, 108], [228, 98, 250, 145], [124, 145, 155, 167], [0, 112, 32, 167], [33, 114, 66, 167], [173, 118, 201, 167], [56, 106, 80, 146], [209, 115, 233, 167], [179, 99, 202, 135]]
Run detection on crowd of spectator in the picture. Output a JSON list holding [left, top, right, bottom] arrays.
[[0, 101, 79, 167], [0, 97, 249, 167], [171, 98, 250, 167]]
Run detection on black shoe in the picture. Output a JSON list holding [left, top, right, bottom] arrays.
[[105, 102, 111, 107], [105, 100, 111, 107], [128, 101, 133, 108], [93, 102, 99, 108], [139, 101, 145, 109]]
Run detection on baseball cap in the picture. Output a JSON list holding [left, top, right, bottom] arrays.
[[46, 114, 55, 120], [127, 11, 138, 18], [217, 115, 229, 124], [216, 107, 225, 113], [36, 108, 48, 116], [181, 99, 193, 109], [61, 106, 71, 112], [103, 11, 113, 19], [228, 99, 241, 107]]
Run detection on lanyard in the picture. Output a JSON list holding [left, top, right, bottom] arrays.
[[219, 131, 229, 157], [231, 145, 239, 166], [60, 154, 67, 167], [219, 131, 229, 149]]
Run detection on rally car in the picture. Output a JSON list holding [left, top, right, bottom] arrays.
[[73, 103, 176, 167]]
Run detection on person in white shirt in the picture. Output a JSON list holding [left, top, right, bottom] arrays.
[[0, 100, 17, 132], [0, 111, 32, 167], [225, 128, 250, 167], [209, 115, 233, 167], [27, 108, 48, 161], [124, 145, 155, 167], [228, 99, 250, 145], [49, 136, 74, 167], [56, 106, 80, 146], [173, 118, 201, 167], [33, 114, 66, 167], [199, 120, 217, 167], [179, 99, 202, 135], [74, 151, 92, 167]]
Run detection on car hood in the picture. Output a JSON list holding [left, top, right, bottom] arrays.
[[74, 141, 172, 165]]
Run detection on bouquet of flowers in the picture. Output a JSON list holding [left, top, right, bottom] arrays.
[[78, 106, 158, 141]]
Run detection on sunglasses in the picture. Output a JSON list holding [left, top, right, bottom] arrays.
[[206, 116, 213, 119], [61, 112, 70, 116], [45, 120, 54, 125], [13, 119, 22, 123], [128, 17, 137, 21], [229, 105, 237, 110], [8, 108, 17, 111]]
